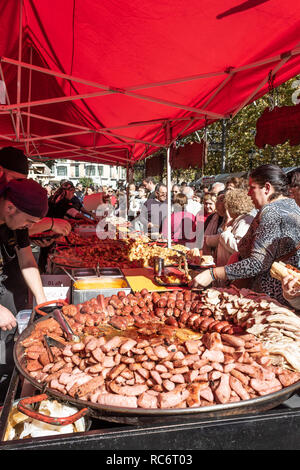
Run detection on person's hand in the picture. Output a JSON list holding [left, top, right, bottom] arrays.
[[282, 275, 300, 299], [52, 219, 72, 236], [0, 305, 17, 331], [190, 269, 213, 288]]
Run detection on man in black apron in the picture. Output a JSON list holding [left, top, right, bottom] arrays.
[[0, 178, 48, 403]]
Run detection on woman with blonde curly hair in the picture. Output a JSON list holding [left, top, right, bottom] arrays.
[[215, 188, 257, 267]]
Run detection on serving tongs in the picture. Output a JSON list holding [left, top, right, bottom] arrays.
[[43, 335, 66, 363], [51, 308, 80, 342], [96, 262, 101, 277]]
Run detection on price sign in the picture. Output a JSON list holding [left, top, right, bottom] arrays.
[[33, 275, 71, 306]]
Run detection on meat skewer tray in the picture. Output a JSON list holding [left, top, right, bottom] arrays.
[[13, 315, 300, 421]]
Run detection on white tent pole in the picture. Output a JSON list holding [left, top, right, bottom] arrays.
[[16, 0, 23, 141], [166, 146, 172, 249], [26, 46, 33, 154], [165, 122, 172, 249]]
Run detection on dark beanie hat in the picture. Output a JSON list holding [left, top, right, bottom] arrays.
[[0, 146, 29, 176], [5, 179, 48, 218]]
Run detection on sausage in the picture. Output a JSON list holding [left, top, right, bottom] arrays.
[[176, 291, 184, 300], [155, 308, 165, 319], [165, 317, 178, 327], [129, 297, 138, 307], [122, 305, 133, 315], [193, 316, 207, 329], [109, 315, 128, 330], [207, 320, 222, 331], [106, 305, 115, 317], [221, 334, 245, 348], [102, 335, 124, 352], [175, 300, 185, 311], [98, 393, 138, 408], [122, 296, 130, 306], [212, 321, 230, 333], [132, 305, 141, 315], [137, 392, 158, 409], [229, 376, 250, 401], [143, 294, 152, 304], [109, 295, 121, 308], [165, 308, 174, 317], [167, 299, 176, 309], [201, 308, 213, 316], [158, 389, 189, 408], [109, 381, 148, 396], [62, 305, 77, 317], [199, 317, 216, 331], [157, 298, 167, 308], [178, 311, 190, 326], [214, 374, 231, 404], [173, 308, 181, 318], [140, 288, 149, 297], [187, 313, 200, 327], [138, 298, 145, 308]]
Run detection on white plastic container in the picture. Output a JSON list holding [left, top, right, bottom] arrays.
[[16, 310, 32, 334]]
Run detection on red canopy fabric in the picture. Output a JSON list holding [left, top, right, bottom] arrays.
[[0, 0, 300, 165]]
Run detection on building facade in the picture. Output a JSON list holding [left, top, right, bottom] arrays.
[[29, 160, 127, 188]]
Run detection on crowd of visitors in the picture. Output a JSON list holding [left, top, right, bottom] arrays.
[[38, 167, 300, 309]]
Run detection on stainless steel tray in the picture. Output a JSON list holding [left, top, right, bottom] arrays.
[[13, 315, 300, 420], [72, 267, 124, 280]]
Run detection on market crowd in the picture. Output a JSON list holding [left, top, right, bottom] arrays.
[[0, 145, 300, 403]]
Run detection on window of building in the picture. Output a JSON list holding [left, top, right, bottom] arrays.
[[57, 166, 68, 177], [75, 164, 80, 177], [110, 166, 117, 178], [98, 165, 104, 176], [85, 165, 96, 176]]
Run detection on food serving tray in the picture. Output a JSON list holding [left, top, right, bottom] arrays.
[[13, 315, 300, 420], [31, 232, 60, 242]]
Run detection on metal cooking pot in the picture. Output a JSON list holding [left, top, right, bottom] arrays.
[[13, 314, 300, 422]]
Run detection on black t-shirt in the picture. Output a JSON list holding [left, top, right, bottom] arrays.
[[47, 199, 74, 219], [0, 225, 30, 284], [0, 225, 30, 253], [71, 195, 83, 211]]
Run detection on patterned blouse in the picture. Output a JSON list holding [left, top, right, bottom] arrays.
[[225, 198, 300, 305]]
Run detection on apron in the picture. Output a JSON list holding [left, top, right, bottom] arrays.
[[0, 244, 18, 402]]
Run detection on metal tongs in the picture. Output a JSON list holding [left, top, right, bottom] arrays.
[[43, 335, 66, 363], [51, 308, 80, 342], [96, 262, 101, 277]]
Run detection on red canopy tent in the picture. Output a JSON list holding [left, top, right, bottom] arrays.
[[0, 0, 300, 166]]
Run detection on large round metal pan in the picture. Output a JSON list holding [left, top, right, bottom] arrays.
[[14, 314, 300, 420]]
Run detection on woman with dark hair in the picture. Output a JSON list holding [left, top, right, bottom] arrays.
[[39, 181, 95, 272], [192, 164, 300, 305], [48, 181, 95, 222], [161, 193, 196, 246], [286, 167, 300, 207]]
